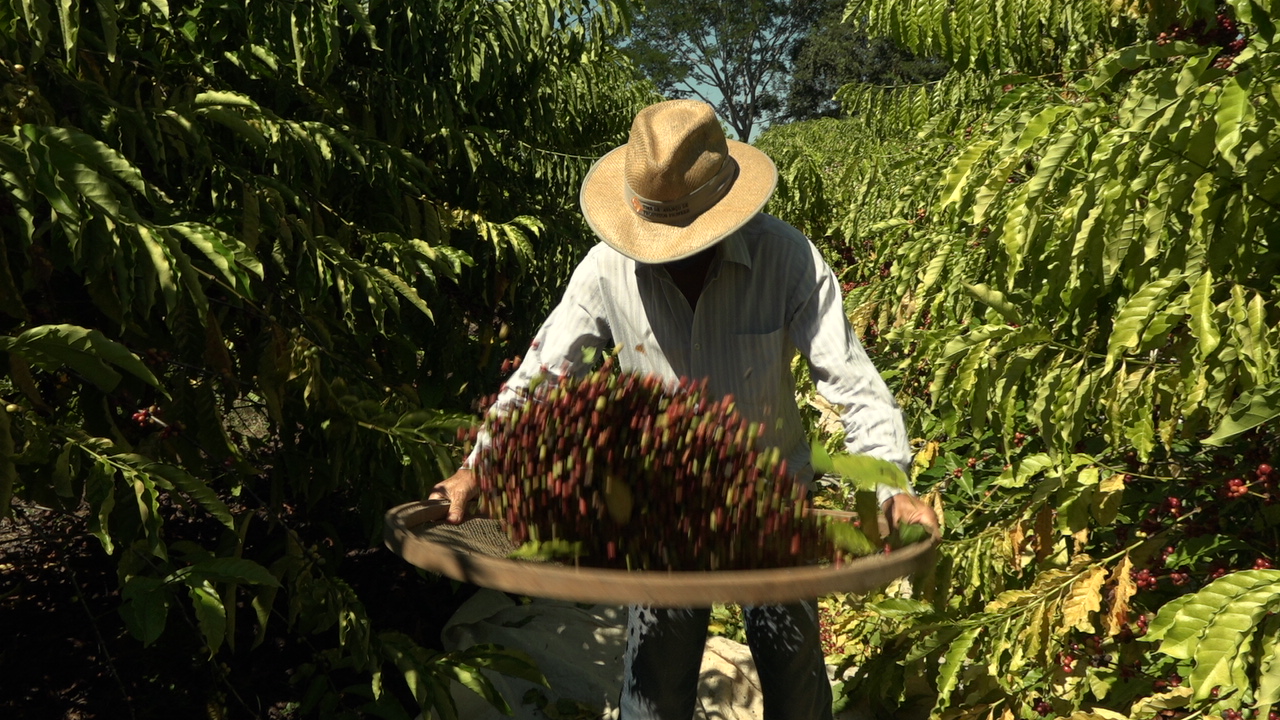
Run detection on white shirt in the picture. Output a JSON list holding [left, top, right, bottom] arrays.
[[468, 213, 912, 504]]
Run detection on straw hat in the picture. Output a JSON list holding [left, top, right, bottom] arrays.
[[579, 100, 778, 263]]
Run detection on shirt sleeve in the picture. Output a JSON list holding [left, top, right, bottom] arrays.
[[787, 240, 914, 506], [463, 250, 612, 469]]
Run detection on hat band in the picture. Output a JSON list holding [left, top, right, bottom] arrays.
[[624, 156, 739, 225]]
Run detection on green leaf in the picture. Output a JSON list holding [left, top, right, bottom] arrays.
[[866, 597, 934, 618], [1203, 386, 1280, 446], [1214, 73, 1255, 168], [1187, 271, 1221, 358], [994, 453, 1054, 488], [1016, 105, 1075, 153], [855, 489, 883, 548], [935, 626, 981, 714], [119, 575, 171, 646], [817, 448, 909, 492], [1149, 570, 1280, 660], [1026, 130, 1080, 206], [136, 226, 180, 314], [919, 238, 953, 293], [889, 522, 931, 548], [940, 140, 995, 209], [439, 661, 511, 716], [168, 222, 263, 292], [92, 0, 117, 60], [0, 324, 162, 392], [1182, 572, 1280, 700], [194, 91, 261, 109], [52, 442, 75, 497], [187, 580, 227, 655], [1105, 276, 1183, 371], [454, 645, 548, 687], [1145, 594, 1196, 644], [198, 107, 269, 150], [140, 461, 235, 530], [825, 516, 876, 556], [56, 0, 79, 66], [42, 126, 159, 202], [374, 267, 433, 322], [84, 457, 117, 554], [1256, 614, 1280, 708], [963, 283, 1021, 324], [175, 558, 281, 588]]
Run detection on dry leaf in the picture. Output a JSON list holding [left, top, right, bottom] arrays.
[[1034, 505, 1055, 563], [1104, 553, 1136, 637], [1092, 473, 1125, 524], [1009, 521, 1026, 571], [1062, 565, 1107, 632]]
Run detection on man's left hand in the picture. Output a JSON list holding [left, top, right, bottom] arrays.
[[881, 493, 940, 539]]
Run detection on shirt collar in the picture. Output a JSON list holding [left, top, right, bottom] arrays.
[[630, 229, 753, 275], [718, 231, 752, 270]]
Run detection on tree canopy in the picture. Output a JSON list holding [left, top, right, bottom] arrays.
[[784, 9, 947, 121], [624, 0, 830, 140]]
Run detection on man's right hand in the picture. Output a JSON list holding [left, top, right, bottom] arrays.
[[428, 468, 479, 524]]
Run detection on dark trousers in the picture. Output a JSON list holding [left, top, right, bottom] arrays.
[[618, 602, 833, 720]]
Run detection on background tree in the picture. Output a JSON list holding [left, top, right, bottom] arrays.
[[624, 0, 830, 140], [784, 9, 946, 121]]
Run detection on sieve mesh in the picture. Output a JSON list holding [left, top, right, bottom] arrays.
[[412, 518, 522, 559]]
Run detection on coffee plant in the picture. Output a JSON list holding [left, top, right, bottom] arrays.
[[0, 0, 657, 715], [760, 0, 1280, 718]]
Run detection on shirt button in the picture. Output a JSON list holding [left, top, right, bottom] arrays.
[[694, 343, 701, 351]]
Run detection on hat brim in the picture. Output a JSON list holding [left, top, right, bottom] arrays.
[[579, 139, 778, 264]]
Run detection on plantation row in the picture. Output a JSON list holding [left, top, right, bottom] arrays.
[[759, 0, 1280, 718], [1, 0, 653, 716]]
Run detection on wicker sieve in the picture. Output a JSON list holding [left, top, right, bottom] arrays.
[[384, 499, 938, 607]]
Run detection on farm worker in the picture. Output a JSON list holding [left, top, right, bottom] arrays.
[[429, 98, 938, 720]]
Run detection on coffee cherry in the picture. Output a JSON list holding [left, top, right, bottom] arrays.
[[1224, 477, 1249, 499], [1132, 568, 1159, 590], [476, 364, 839, 571], [1258, 463, 1273, 477], [1256, 557, 1274, 570]]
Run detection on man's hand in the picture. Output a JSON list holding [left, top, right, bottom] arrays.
[[882, 493, 940, 539], [428, 468, 479, 524]]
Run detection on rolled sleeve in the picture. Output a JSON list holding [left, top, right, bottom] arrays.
[[464, 251, 611, 469], [788, 244, 913, 506]]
